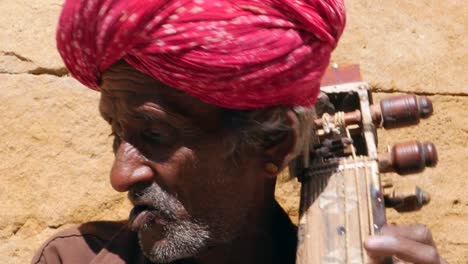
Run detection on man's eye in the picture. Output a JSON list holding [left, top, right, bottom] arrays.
[[143, 131, 165, 143]]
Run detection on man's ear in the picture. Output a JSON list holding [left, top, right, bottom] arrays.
[[263, 110, 299, 178]]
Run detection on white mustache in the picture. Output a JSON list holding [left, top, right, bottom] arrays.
[[128, 182, 182, 221]]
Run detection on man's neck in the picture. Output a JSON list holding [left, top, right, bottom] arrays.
[[191, 200, 297, 264]]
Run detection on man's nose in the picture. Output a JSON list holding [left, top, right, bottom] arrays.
[[110, 141, 154, 192]]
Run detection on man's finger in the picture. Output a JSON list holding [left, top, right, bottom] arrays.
[[364, 235, 441, 264], [380, 224, 436, 246]]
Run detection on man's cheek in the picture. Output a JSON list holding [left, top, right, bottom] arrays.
[[157, 147, 196, 188]]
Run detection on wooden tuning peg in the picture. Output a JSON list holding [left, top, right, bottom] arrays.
[[378, 141, 438, 175], [373, 95, 433, 129]]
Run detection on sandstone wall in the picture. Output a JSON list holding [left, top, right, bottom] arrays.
[[1, 1, 466, 263]]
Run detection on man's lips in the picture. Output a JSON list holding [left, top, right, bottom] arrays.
[[129, 205, 169, 231]]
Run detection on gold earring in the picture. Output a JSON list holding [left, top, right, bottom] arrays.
[[265, 163, 279, 174]]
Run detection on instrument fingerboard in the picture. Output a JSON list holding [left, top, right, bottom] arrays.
[[296, 156, 381, 264]]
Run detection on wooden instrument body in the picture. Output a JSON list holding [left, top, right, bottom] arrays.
[[296, 156, 382, 264], [294, 66, 387, 264]]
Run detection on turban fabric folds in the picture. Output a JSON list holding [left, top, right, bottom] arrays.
[[57, 0, 345, 109]]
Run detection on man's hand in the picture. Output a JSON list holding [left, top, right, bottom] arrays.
[[364, 224, 447, 264]]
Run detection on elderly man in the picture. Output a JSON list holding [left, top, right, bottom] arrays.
[[33, 0, 446, 263]]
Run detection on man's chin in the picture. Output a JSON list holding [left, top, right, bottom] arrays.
[[138, 222, 166, 250], [137, 220, 210, 263]]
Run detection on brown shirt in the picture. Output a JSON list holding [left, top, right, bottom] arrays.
[[32, 202, 297, 264]]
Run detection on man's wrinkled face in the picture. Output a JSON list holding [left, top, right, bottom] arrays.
[[99, 62, 263, 263]]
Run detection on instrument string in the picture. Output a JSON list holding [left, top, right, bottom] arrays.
[[363, 157, 375, 264], [342, 158, 349, 264], [345, 126, 367, 263]]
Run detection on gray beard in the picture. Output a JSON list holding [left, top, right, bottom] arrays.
[[138, 219, 210, 263], [130, 183, 211, 263]]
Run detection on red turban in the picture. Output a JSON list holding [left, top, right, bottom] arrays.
[[57, 0, 345, 109]]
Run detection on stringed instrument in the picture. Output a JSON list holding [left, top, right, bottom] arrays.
[[291, 64, 437, 264]]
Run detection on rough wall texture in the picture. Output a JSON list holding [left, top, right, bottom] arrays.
[[0, 0, 466, 263]]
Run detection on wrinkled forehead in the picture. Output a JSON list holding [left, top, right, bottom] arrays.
[[100, 61, 179, 101], [99, 61, 222, 125]]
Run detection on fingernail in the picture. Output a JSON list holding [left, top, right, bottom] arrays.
[[365, 236, 397, 249]]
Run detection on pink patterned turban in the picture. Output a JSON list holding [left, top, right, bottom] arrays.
[[57, 0, 345, 109]]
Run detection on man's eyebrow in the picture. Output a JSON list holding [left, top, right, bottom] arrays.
[[130, 111, 159, 121], [132, 105, 191, 128]]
